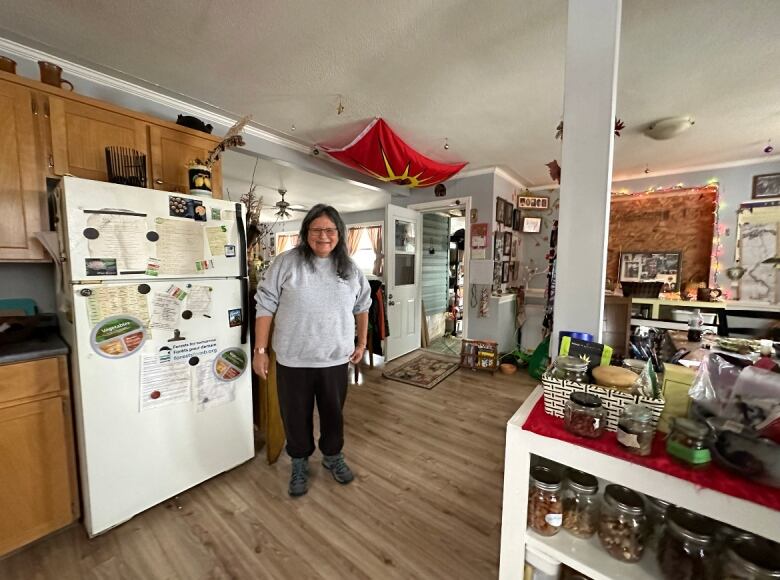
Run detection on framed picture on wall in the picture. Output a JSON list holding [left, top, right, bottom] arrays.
[[518, 196, 549, 209], [494, 231, 503, 257], [503, 232, 512, 255], [752, 173, 780, 199], [619, 251, 682, 292], [512, 208, 522, 231], [522, 217, 542, 233], [504, 203, 514, 226], [501, 261, 510, 283]]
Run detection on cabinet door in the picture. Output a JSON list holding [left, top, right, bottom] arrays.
[[0, 81, 46, 261], [0, 396, 75, 555], [149, 125, 223, 198], [49, 96, 148, 181]]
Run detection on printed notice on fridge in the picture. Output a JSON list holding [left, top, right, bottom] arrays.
[[195, 357, 235, 411], [172, 338, 218, 361], [156, 218, 204, 275], [150, 293, 180, 330], [139, 355, 191, 411], [86, 213, 151, 271], [86, 286, 150, 327], [205, 225, 229, 256], [185, 286, 212, 316]]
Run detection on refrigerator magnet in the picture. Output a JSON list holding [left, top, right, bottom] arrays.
[[90, 315, 147, 359], [213, 348, 247, 381], [228, 308, 242, 327], [211, 208, 222, 220], [145, 258, 161, 277], [224, 244, 236, 257], [86, 258, 117, 276]]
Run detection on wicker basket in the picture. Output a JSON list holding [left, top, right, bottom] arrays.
[[620, 281, 664, 298], [541, 372, 665, 432]]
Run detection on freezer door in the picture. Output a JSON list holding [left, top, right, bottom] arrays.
[[57, 177, 246, 282], [68, 278, 253, 536]]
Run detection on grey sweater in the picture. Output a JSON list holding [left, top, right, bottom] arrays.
[[255, 248, 372, 368]]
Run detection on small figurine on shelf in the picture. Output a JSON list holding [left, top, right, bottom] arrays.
[[186, 115, 250, 196]]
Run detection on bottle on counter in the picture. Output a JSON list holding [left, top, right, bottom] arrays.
[[657, 506, 718, 580], [527, 466, 563, 537], [561, 468, 600, 538], [598, 484, 648, 563], [688, 308, 704, 342]]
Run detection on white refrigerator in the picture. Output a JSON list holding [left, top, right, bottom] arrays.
[[54, 177, 254, 536]]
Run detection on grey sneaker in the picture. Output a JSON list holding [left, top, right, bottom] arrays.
[[289, 457, 309, 497], [322, 453, 354, 484]]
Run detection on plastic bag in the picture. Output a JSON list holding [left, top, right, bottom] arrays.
[[688, 353, 743, 414]]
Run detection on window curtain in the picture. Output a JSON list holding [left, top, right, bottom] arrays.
[[367, 225, 384, 277], [276, 233, 299, 254], [346, 227, 363, 256]]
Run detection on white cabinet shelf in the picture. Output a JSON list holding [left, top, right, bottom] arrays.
[[499, 386, 780, 580]]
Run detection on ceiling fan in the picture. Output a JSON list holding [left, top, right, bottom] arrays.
[[262, 189, 308, 219]]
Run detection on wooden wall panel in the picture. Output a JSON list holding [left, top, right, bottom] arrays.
[[607, 186, 716, 286]]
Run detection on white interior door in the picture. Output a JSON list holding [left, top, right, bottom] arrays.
[[384, 204, 422, 361]]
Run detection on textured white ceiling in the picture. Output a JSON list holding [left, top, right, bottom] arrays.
[[2, 0, 779, 187], [221, 152, 389, 222]]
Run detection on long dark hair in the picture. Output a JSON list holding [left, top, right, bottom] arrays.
[[297, 204, 354, 279]]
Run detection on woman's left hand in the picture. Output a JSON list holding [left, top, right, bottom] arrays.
[[350, 344, 366, 364]]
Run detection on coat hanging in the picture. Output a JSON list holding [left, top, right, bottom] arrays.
[[320, 118, 467, 188]]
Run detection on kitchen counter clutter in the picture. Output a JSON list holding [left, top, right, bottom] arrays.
[[499, 387, 780, 580], [0, 330, 68, 364]]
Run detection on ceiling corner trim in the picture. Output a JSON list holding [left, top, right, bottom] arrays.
[[454, 166, 529, 190], [0, 36, 311, 155], [494, 167, 529, 190]]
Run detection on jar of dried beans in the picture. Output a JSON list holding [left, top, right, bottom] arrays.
[[598, 484, 648, 563], [722, 536, 780, 580], [617, 404, 655, 456], [666, 418, 711, 468], [527, 466, 563, 537], [657, 506, 718, 580], [564, 392, 606, 439], [561, 468, 599, 538], [646, 496, 673, 553]]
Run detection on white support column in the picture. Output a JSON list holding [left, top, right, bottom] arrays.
[[552, 0, 621, 356]]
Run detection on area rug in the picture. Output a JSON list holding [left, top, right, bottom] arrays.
[[382, 353, 460, 389]]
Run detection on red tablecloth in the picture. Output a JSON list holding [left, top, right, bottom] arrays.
[[522, 396, 780, 512]]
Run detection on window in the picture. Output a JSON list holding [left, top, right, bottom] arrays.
[[352, 228, 378, 275]]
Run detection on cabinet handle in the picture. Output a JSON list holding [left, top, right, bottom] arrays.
[[48, 154, 54, 168], [43, 100, 50, 118], [155, 179, 164, 185], [31, 96, 38, 116]]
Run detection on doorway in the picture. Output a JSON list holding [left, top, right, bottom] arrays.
[[408, 197, 471, 357]]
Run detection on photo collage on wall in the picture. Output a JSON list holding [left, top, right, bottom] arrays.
[[494, 193, 527, 294]]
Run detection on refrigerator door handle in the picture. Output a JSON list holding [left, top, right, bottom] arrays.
[[240, 276, 249, 345], [235, 202, 247, 275]]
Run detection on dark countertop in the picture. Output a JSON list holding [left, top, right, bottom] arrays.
[[0, 331, 69, 365]]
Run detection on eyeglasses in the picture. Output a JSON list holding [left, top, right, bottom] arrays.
[[309, 227, 338, 237]]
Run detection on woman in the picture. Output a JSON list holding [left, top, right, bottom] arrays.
[[253, 204, 371, 497]]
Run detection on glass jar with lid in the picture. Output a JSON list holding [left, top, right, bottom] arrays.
[[646, 496, 673, 553], [561, 468, 599, 538], [722, 536, 780, 580], [666, 418, 711, 468], [527, 465, 563, 537], [598, 484, 648, 562], [564, 392, 606, 438], [657, 506, 718, 580], [617, 404, 655, 456], [550, 356, 589, 383]]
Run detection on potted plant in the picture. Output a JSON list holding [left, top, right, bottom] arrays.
[[187, 115, 250, 196]]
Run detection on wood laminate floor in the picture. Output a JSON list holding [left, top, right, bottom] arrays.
[[0, 353, 536, 580]]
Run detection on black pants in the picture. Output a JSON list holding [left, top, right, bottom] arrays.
[[276, 362, 349, 459]]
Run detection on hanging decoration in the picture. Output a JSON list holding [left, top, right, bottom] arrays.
[[546, 160, 561, 183], [548, 118, 625, 184], [319, 118, 467, 188]]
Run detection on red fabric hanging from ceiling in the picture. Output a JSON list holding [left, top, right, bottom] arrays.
[[320, 118, 467, 188]]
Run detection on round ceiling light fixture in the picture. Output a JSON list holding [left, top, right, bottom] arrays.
[[643, 116, 695, 140]]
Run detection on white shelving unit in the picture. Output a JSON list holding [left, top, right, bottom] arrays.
[[499, 386, 780, 580]]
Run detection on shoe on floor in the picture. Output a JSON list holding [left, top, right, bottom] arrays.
[[322, 453, 354, 484], [289, 457, 309, 497]]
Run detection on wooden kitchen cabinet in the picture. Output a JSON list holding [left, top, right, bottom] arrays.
[[49, 96, 148, 182], [0, 70, 225, 263], [149, 124, 223, 198], [0, 356, 78, 556], [0, 80, 47, 261]]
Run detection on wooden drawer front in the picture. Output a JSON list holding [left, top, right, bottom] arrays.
[[0, 396, 74, 555], [0, 358, 60, 405]]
